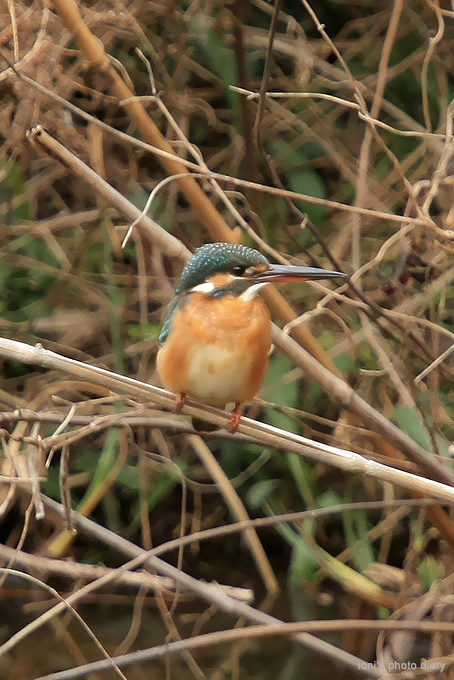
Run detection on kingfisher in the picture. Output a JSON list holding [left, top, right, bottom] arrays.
[[156, 242, 345, 433]]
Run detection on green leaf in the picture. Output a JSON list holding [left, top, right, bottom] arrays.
[[116, 463, 140, 491], [286, 167, 326, 226], [268, 140, 326, 226], [320, 549, 384, 596], [417, 555, 444, 590], [393, 405, 432, 452], [128, 323, 160, 340], [318, 329, 334, 350], [269, 139, 306, 168], [0, 157, 29, 221], [343, 510, 374, 573], [286, 453, 315, 506], [263, 355, 299, 433], [191, 19, 239, 127], [399, 398, 452, 460], [146, 470, 180, 508], [333, 353, 355, 374], [317, 490, 344, 508], [77, 429, 120, 507], [247, 479, 278, 508], [378, 263, 394, 279], [41, 466, 61, 500], [301, 380, 323, 414], [288, 539, 319, 583]]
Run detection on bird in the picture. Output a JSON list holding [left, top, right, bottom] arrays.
[[156, 242, 345, 433]]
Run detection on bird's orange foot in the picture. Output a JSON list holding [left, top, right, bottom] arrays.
[[175, 392, 186, 413], [228, 403, 242, 433]]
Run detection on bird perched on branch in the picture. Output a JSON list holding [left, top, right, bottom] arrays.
[[157, 242, 345, 433]]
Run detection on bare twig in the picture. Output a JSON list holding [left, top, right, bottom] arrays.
[[0, 336, 453, 497]]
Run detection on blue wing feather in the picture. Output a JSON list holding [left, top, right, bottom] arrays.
[[159, 296, 182, 343]]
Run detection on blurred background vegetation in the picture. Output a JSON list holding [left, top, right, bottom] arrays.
[[1, 0, 454, 678]]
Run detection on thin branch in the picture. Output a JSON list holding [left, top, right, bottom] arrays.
[[33, 619, 454, 680], [0, 544, 253, 602], [26, 126, 190, 261], [187, 434, 278, 594], [26, 493, 382, 677], [0, 336, 453, 497]]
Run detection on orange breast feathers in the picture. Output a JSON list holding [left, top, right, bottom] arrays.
[[156, 293, 271, 407]]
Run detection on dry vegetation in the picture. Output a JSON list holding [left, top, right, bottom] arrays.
[[2, 0, 454, 678]]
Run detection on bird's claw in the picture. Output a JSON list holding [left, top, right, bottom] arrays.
[[175, 394, 241, 433], [175, 392, 186, 413], [228, 403, 242, 433]]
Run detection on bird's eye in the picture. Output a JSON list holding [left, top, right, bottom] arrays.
[[232, 265, 246, 276]]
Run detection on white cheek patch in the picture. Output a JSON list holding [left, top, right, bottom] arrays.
[[190, 280, 268, 299], [190, 281, 216, 294], [240, 282, 268, 301]]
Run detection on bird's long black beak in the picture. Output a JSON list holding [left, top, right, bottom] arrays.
[[252, 264, 346, 283]]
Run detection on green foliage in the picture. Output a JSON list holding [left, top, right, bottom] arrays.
[[77, 429, 120, 506], [127, 460, 189, 534], [394, 405, 451, 459], [316, 490, 344, 508], [247, 465, 319, 582], [269, 140, 327, 227], [41, 465, 61, 500], [4, 0, 454, 627], [263, 354, 299, 433], [127, 322, 160, 340], [417, 555, 444, 591], [246, 479, 278, 507], [261, 198, 288, 246], [343, 509, 374, 573], [103, 228, 126, 374], [333, 352, 355, 374], [0, 157, 29, 222], [288, 537, 319, 584], [355, 341, 380, 371], [83, 241, 105, 275], [191, 19, 240, 128]]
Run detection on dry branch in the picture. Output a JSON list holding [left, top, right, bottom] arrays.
[[0, 544, 253, 603], [0, 336, 453, 503], [20, 125, 454, 487], [6, 492, 379, 677], [32, 619, 454, 680]]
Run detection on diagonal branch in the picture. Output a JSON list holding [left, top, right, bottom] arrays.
[[0, 336, 453, 499]]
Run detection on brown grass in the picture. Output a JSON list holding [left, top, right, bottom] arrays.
[[1, 1, 454, 678]]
